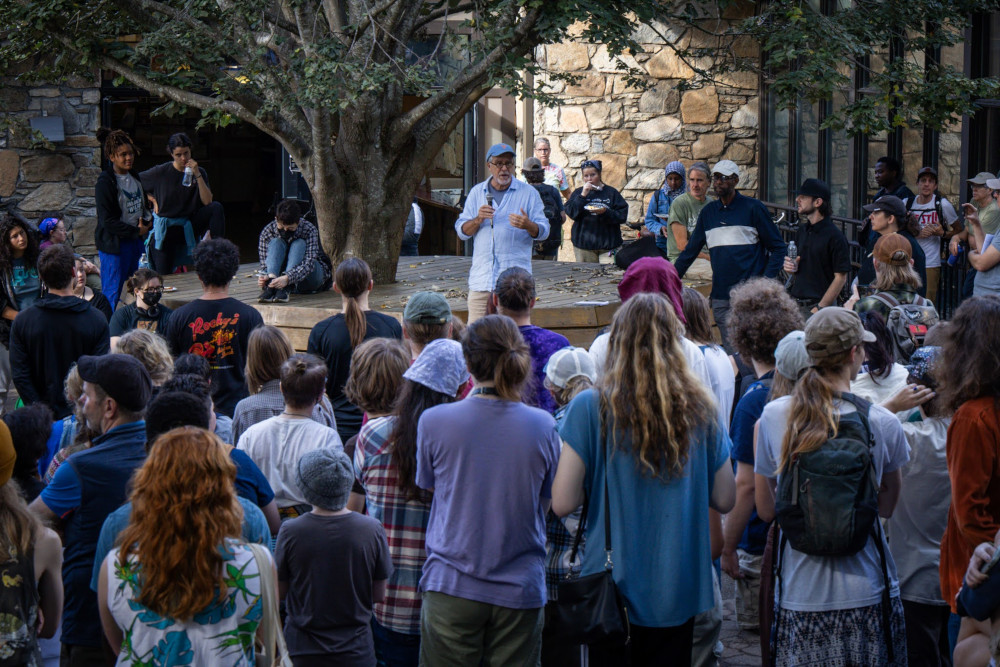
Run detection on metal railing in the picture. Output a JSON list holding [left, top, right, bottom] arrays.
[[760, 201, 968, 319]]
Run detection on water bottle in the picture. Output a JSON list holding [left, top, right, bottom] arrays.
[[138, 253, 150, 270], [948, 244, 964, 267], [784, 241, 797, 290], [182, 166, 195, 187]]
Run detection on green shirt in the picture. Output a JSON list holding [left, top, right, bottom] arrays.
[[978, 200, 1000, 236], [666, 193, 712, 261]]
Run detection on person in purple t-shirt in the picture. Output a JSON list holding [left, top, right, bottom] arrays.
[[416, 315, 560, 666], [492, 267, 569, 414]]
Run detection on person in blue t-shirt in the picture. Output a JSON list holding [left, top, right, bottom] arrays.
[[553, 293, 735, 665], [721, 278, 804, 632]]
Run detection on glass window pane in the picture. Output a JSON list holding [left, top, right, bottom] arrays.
[[766, 89, 791, 204], [828, 95, 850, 217], [798, 101, 820, 184]]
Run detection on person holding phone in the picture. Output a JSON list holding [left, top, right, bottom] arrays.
[[963, 186, 1000, 297]]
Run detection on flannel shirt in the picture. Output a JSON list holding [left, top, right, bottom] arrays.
[[232, 380, 336, 446], [545, 404, 584, 599], [257, 219, 327, 286], [354, 416, 430, 635]]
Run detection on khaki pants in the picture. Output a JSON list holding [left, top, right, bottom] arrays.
[[466, 291, 491, 324], [420, 591, 543, 667], [925, 266, 940, 307], [735, 549, 763, 631]]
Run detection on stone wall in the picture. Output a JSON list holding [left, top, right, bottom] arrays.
[[0, 71, 102, 257], [533, 20, 759, 229]]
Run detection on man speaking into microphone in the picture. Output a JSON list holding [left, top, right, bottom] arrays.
[[456, 143, 549, 323]]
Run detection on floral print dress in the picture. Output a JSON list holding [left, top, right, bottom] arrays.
[[106, 539, 264, 666]]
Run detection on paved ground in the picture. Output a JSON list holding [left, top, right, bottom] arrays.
[[718, 572, 763, 666]]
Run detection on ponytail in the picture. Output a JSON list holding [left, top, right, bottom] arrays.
[[778, 351, 852, 472], [335, 258, 373, 348], [463, 315, 530, 401]]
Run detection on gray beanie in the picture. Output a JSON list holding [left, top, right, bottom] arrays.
[[295, 448, 353, 511]]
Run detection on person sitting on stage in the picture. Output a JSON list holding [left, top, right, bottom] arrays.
[[257, 199, 332, 303]]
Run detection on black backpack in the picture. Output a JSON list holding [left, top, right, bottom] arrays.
[[532, 184, 562, 256], [775, 392, 879, 557], [869, 292, 940, 363]]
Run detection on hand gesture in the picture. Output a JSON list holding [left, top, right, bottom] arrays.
[[509, 208, 531, 231], [963, 203, 981, 228]]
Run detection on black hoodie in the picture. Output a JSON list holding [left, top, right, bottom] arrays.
[[9, 294, 110, 418]]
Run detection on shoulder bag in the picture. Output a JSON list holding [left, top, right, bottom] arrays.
[[547, 434, 630, 646], [247, 543, 293, 667]]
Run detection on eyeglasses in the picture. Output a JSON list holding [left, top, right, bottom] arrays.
[[490, 160, 514, 170], [141, 287, 164, 295], [712, 174, 733, 181]]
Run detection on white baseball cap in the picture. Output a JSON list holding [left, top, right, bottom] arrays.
[[712, 160, 740, 178]]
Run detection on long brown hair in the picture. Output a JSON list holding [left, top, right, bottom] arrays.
[[245, 325, 294, 394], [118, 428, 242, 620], [0, 481, 39, 557], [601, 293, 715, 478], [462, 315, 531, 401], [335, 258, 373, 348], [389, 380, 458, 502], [937, 295, 1000, 411], [778, 348, 853, 471], [680, 287, 715, 346]]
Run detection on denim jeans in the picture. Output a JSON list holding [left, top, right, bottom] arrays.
[[266, 237, 325, 292], [372, 617, 420, 667]]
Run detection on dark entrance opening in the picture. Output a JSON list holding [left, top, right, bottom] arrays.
[[100, 83, 280, 263]]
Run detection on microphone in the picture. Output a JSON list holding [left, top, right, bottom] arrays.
[[485, 193, 494, 228]]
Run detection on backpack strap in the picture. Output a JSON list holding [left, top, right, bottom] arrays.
[[836, 392, 875, 447], [870, 292, 901, 311]]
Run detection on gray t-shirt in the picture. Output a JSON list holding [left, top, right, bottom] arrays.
[[974, 232, 1000, 296], [886, 409, 951, 605], [276, 512, 392, 661], [115, 172, 145, 227], [755, 395, 910, 612]]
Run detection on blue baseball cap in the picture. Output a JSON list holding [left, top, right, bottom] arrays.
[[486, 143, 515, 161]]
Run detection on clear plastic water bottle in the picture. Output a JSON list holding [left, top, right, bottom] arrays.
[[784, 240, 797, 289], [138, 253, 150, 269], [182, 166, 195, 187]]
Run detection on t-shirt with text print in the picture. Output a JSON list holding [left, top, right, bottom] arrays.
[[164, 297, 263, 417]]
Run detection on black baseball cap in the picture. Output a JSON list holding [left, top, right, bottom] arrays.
[[917, 166, 938, 180], [862, 195, 907, 219], [795, 178, 831, 201], [77, 354, 153, 413]]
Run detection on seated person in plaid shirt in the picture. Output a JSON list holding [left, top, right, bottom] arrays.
[[257, 199, 332, 303], [354, 339, 469, 665]]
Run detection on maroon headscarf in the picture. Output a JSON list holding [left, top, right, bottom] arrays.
[[616, 257, 687, 324]]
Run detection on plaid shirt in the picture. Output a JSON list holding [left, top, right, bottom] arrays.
[[257, 219, 327, 286], [354, 416, 430, 635], [232, 380, 337, 446]]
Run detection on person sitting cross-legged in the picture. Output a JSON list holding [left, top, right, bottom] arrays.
[[257, 199, 332, 303]]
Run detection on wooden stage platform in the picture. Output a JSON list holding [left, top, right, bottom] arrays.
[[159, 256, 645, 349]]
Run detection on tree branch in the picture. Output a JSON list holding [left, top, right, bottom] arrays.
[[395, 5, 542, 139], [412, 2, 475, 32]]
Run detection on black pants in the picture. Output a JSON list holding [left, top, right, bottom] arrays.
[[902, 600, 952, 667], [588, 618, 695, 666], [60, 643, 115, 667], [149, 201, 225, 274]]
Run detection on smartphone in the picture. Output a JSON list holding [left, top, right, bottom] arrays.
[[982, 547, 1000, 575]]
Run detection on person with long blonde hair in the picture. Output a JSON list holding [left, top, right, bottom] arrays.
[[307, 258, 402, 441], [754, 307, 909, 664], [97, 427, 270, 665], [552, 293, 735, 665], [117, 328, 174, 387]]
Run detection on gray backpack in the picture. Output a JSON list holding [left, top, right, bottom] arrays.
[[870, 292, 939, 363]]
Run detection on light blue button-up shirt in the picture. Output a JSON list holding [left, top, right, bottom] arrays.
[[455, 178, 550, 292]]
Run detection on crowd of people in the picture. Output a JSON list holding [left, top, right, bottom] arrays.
[[3, 130, 1000, 667]]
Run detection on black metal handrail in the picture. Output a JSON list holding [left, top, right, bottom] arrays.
[[759, 201, 967, 319]]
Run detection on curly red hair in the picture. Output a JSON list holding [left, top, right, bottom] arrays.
[[118, 427, 243, 620]]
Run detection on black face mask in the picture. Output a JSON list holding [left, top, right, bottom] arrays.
[[278, 228, 296, 242], [141, 290, 162, 307]]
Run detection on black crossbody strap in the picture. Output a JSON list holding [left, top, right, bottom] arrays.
[[873, 521, 896, 663], [602, 433, 613, 570]]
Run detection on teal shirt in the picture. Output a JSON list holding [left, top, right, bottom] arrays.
[[558, 389, 730, 626], [11, 258, 40, 310]]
